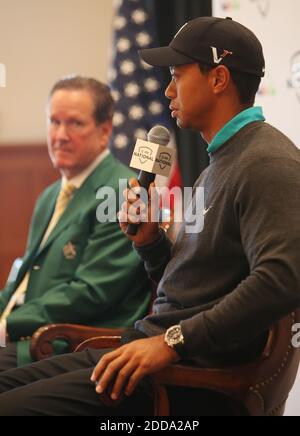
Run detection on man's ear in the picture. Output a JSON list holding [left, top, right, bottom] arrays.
[[98, 120, 113, 147], [211, 65, 231, 95]]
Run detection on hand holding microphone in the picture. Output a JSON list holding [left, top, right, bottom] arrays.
[[119, 177, 160, 247], [118, 125, 175, 246]]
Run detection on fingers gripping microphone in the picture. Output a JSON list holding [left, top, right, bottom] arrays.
[[136, 125, 171, 189], [127, 125, 172, 236]]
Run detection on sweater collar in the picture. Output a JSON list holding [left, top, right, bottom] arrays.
[[207, 107, 265, 154]]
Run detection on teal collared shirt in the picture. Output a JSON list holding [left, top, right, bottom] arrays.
[[207, 107, 266, 154]]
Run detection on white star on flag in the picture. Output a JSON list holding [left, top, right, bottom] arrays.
[[144, 78, 160, 92], [113, 112, 125, 127], [131, 9, 147, 24], [125, 82, 140, 98], [134, 128, 147, 140], [149, 101, 164, 115], [129, 105, 145, 120], [136, 32, 152, 47], [114, 134, 128, 150], [120, 60, 136, 75], [114, 15, 127, 30], [117, 38, 131, 53]]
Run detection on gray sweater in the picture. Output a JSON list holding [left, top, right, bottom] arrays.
[[135, 121, 300, 367]]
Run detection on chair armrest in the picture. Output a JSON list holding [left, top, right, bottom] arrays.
[[151, 360, 264, 416], [152, 363, 255, 395], [30, 324, 124, 361], [75, 335, 123, 352]]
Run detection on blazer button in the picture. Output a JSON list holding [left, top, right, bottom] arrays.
[[33, 266, 40, 271]]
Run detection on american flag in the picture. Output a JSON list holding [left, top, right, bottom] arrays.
[[109, 0, 174, 167]]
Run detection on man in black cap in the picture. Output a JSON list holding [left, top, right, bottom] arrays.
[[0, 17, 299, 416]]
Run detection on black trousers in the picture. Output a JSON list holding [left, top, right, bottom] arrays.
[[0, 343, 18, 372], [0, 347, 239, 416]]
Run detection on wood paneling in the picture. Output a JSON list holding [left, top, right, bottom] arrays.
[[0, 145, 59, 288]]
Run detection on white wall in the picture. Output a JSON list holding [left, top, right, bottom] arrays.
[[213, 0, 300, 147], [285, 369, 300, 416], [0, 0, 114, 144]]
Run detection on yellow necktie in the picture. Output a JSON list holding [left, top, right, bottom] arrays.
[[41, 182, 76, 247], [0, 183, 76, 323]]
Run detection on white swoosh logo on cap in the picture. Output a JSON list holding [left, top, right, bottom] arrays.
[[174, 22, 188, 39], [203, 206, 212, 216]]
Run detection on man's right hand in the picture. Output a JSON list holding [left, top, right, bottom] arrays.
[[118, 178, 160, 247]]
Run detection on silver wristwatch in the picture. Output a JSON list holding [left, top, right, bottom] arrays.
[[164, 325, 185, 349]]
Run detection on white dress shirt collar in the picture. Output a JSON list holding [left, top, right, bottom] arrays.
[[61, 149, 110, 189]]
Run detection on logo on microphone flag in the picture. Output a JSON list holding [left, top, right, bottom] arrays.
[[130, 139, 176, 177], [159, 152, 172, 171], [137, 146, 153, 165]]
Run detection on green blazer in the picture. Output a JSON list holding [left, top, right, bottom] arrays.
[[0, 154, 149, 366]]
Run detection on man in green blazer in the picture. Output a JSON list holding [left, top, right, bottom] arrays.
[[0, 76, 149, 368]]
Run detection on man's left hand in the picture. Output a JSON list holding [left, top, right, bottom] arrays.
[[90, 334, 179, 400]]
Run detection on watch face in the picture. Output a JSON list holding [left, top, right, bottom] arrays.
[[171, 330, 182, 342], [166, 325, 184, 346]]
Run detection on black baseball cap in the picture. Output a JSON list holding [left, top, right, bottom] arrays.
[[140, 17, 265, 77]]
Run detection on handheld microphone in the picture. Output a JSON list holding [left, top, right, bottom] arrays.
[[126, 125, 173, 236]]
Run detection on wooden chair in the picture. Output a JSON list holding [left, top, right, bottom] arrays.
[[30, 281, 156, 361], [74, 309, 300, 416], [30, 324, 125, 361]]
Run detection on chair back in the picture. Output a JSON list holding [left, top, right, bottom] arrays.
[[151, 310, 300, 416], [243, 309, 300, 416]]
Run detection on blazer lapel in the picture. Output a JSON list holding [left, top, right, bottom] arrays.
[[36, 184, 90, 254], [32, 185, 61, 252], [37, 154, 117, 255], [13, 184, 60, 286]]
